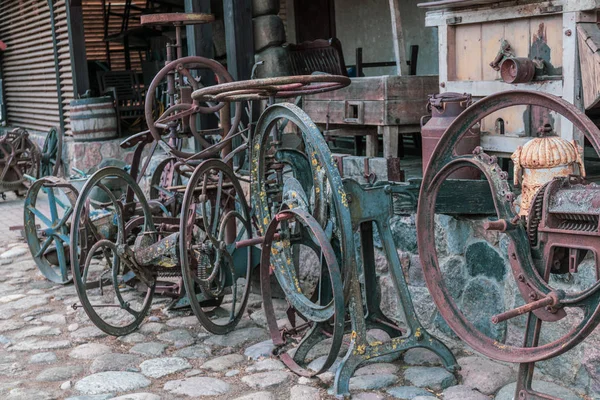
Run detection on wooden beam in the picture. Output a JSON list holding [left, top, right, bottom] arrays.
[[185, 0, 213, 60], [223, 0, 254, 81], [388, 0, 409, 76], [424, 0, 599, 27], [68, 0, 90, 96], [185, 0, 217, 151]]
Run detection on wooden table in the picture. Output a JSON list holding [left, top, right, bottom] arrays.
[[303, 75, 438, 158]]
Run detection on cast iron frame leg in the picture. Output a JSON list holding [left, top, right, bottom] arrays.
[[514, 314, 562, 400]]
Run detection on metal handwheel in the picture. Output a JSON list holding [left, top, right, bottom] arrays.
[[0, 128, 40, 193], [149, 156, 184, 216], [70, 167, 156, 336], [417, 90, 600, 363], [179, 159, 252, 334], [145, 56, 243, 160], [24, 177, 77, 284], [191, 75, 351, 102], [249, 102, 354, 375]]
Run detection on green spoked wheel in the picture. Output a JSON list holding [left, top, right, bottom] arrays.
[[70, 167, 156, 336], [24, 177, 77, 284], [180, 159, 252, 335], [250, 103, 354, 375], [40, 127, 62, 178]]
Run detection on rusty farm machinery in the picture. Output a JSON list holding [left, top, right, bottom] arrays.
[[12, 13, 600, 399]]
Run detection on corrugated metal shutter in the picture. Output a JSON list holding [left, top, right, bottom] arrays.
[[0, 0, 73, 133], [82, 0, 145, 72]]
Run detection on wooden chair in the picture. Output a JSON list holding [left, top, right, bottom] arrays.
[[97, 70, 145, 136], [286, 38, 348, 76]]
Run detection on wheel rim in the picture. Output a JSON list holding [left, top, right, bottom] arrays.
[[0, 129, 40, 190], [24, 177, 77, 284], [180, 159, 252, 334], [417, 90, 600, 363], [40, 127, 62, 177], [250, 103, 355, 303], [70, 167, 156, 336], [144, 56, 242, 160], [260, 208, 345, 376]]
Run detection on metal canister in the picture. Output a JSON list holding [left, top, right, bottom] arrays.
[[500, 57, 535, 84], [511, 125, 585, 217], [421, 92, 480, 178]]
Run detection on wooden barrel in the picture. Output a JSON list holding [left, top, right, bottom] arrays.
[[70, 97, 118, 141]]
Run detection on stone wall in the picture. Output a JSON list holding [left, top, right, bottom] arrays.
[[374, 212, 600, 398]]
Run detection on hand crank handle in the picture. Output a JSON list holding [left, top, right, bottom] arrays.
[[492, 292, 559, 324], [235, 233, 281, 249]]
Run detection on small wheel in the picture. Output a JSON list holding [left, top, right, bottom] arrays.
[[40, 127, 63, 177], [261, 208, 345, 376], [0, 128, 40, 191], [250, 103, 353, 374], [180, 159, 252, 335], [70, 167, 156, 336], [145, 56, 242, 160], [24, 177, 77, 284], [417, 90, 600, 363], [149, 157, 184, 216], [250, 103, 355, 298]]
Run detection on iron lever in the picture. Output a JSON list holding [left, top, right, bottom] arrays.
[[492, 292, 559, 324]]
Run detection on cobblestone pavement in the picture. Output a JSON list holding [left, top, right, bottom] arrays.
[[0, 195, 587, 400]]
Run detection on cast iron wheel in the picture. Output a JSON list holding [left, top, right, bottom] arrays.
[[250, 103, 354, 374], [180, 159, 252, 334], [40, 127, 63, 177], [260, 208, 345, 377], [416, 90, 600, 363], [149, 157, 185, 217], [145, 56, 242, 160], [70, 167, 156, 336], [24, 177, 78, 284], [0, 128, 40, 191]]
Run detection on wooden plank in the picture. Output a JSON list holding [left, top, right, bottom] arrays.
[[366, 134, 379, 157], [388, 0, 409, 76], [305, 75, 438, 101], [418, 0, 511, 9], [303, 99, 428, 126], [454, 23, 482, 81], [444, 79, 562, 96], [424, 0, 600, 27], [379, 125, 399, 158], [481, 22, 504, 81], [481, 134, 533, 154], [577, 23, 600, 109], [561, 11, 577, 141], [391, 178, 496, 215]]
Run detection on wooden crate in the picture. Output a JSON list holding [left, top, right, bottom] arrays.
[[303, 75, 438, 158], [304, 75, 438, 126], [423, 0, 599, 155]]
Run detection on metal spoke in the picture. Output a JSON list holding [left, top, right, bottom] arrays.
[[28, 205, 53, 228], [35, 236, 54, 258], [54, 239, 68, 282]]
